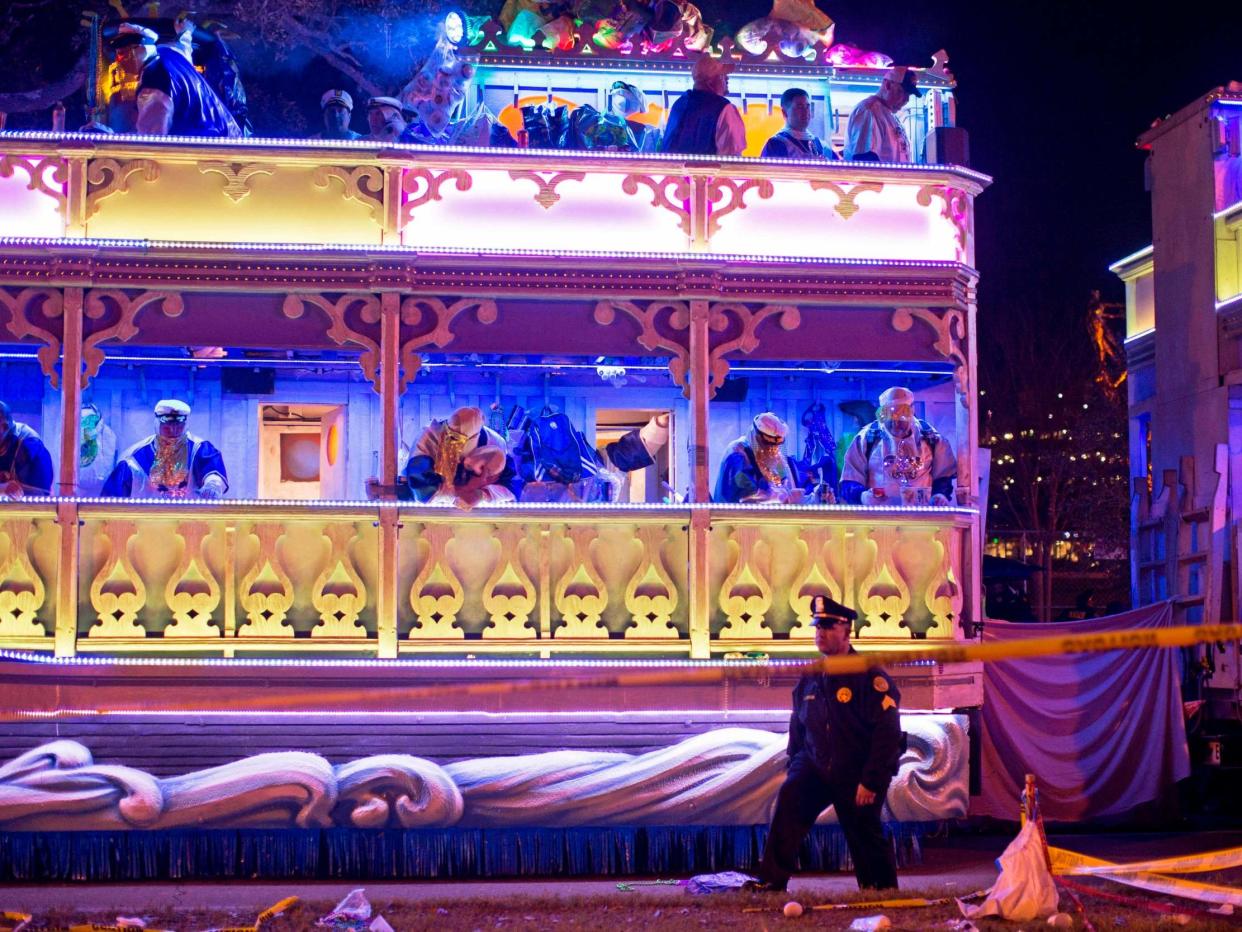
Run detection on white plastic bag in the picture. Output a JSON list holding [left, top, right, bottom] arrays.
[[959, 821, 1058, 922], [318, 888, 373, 924]]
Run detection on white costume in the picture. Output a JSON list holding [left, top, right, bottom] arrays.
[[840, 387, 956, 505], [843, 95, 911, 163]]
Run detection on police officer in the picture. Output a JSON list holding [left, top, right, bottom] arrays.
[[750, 595, 904, 891]]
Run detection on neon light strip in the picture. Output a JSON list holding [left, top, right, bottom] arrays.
[[0, 236, 970, 269], [1108, 244, 1154, 274], [0, 649, 940, 668], [1217, 294, 1242, 313], [14, 496, 977, 515], [1214, 198, 1242, 221], [1124, 327, 1155, 343]]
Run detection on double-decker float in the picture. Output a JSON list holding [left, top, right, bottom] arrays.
[[0, 3, 988, 880]]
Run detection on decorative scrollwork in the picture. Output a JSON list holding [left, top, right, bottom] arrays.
[[705, 302, 801, 398], [705, 177, 773, 239], [481, 526, 537, 638], [88, 521, 147, 638], [282, 293, 382, 391], [197, 161, 275, 203], [856, 527, 912, 637], [400, 168, 472, 230], [718, 525, 773, 639], [620, 174, 693, 236], [163, 521, 221, 638], [0, 155, 68, 215], [787, 526, 845, 638], [916, 184, 972, 258], [924, 528, 963, 638], [398, 297, 498, 391], [408, 524, 464, 638], [553, 526, 608, 638], [507, 170, 586, 209], [81, 290, 184, 389], [0, 288, 64, 389], [0, 520, 47, 637], [85, 158, 159, 219], [891, 306, 969, 397], [311, 165, 386, 222], [623, 526, 679, 638], [808, 180, 884, 220], [238, 524, 295, 638], [593, 299, 692, 396], [310, 523, 367, 638]]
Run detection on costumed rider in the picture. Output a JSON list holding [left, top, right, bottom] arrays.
[[609, 81, 661, 152], [313, 89, 362, 140], [790, 401, 838, 503], [0, 402, 54, 500], [365, 97, 409, 143], [839, 387, 956, 506], [843, 65, 919, 163], [715, 412, 808, 504], [78, 402, 118, 496], [121, 21, 241, 137], [403, 407, 516, 508], [513, 409, 669, 503], [102, 400, 228, 498]]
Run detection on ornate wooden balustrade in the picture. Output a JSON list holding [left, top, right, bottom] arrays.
[[0, 135, 984, 264], [0, 500, 973, 659]]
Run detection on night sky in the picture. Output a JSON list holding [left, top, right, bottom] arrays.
[[708, 0, 1242, 327]]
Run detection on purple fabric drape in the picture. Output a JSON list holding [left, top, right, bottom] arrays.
[[972, 602, 1191, 821]]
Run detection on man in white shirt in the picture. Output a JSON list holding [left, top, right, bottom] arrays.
[[659, 54, 746, 157], [843, 65, 921, 163]]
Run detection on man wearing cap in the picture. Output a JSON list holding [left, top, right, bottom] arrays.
[[843, 65, 920, 162], [749, 595, 904, 892], [839, 386, 956, 506], [364, 97, 409, 143], [314, 90, 362, 141], [0, 402, 53, 500], [761, 88, 837, 160], [102, 400, 228, 498], [715, 412, 802, 504], [398, 406, 515, 507], [110, 22, 241, 137], [659, 54, 746, 157]]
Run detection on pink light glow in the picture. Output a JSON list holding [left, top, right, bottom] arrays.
[[0, 171, 64, 239]]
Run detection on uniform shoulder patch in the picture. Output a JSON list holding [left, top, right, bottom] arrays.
[[881, 695, 897, 711], [836, 687, 852, 703], [873, 675, 889, 693]]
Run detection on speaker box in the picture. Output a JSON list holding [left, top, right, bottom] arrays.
[[925, 126, 970, 167], [221, 367, 276, 395]]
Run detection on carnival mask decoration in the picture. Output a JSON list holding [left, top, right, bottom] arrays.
[[434, 406, 484, 488], [749, 412, 790, 487], [80, 403, 103, 467]]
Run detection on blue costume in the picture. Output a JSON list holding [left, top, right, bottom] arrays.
[[138, 46, 240, 137], [760, 129, 837, 160], [102, 434, 228, 498], [0, 423, 54, 496]]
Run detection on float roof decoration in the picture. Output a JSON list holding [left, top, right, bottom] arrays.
[[469, 4, 955, 86]]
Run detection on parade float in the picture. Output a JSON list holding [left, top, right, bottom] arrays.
[[0, 3, 988, 879]]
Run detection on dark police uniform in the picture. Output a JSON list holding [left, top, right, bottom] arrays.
[[756, 647, 904, 890]]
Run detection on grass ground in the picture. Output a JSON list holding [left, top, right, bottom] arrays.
[[14, 881, 1241, 931]]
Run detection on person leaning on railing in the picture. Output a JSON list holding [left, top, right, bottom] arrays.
[[760, 87, 838, 160]]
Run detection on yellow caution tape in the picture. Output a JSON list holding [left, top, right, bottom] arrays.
[[741, 890, 987, 913], [1049, 846, 1242, 907], [254, 896, 299, 927], [9, 621, 1241, 717], [1062, 845, 1242, 876]]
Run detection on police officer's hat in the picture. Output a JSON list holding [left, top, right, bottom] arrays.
[[809, 595, 856, 627]]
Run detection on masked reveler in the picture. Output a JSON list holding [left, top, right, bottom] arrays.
[[715, 412, 802, 504], [109, 21, 241, 137], [401, 406, 516, 507], [839, 387, 956, 506], [0, 401, 54, 500], [78, 402, 117, 496], [102, 400, 228, 498]]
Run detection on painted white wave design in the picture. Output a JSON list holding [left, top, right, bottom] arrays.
[[0, 717, 967, 830]]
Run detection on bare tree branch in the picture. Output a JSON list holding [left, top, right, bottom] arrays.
[[0, 50, 89, 114]]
